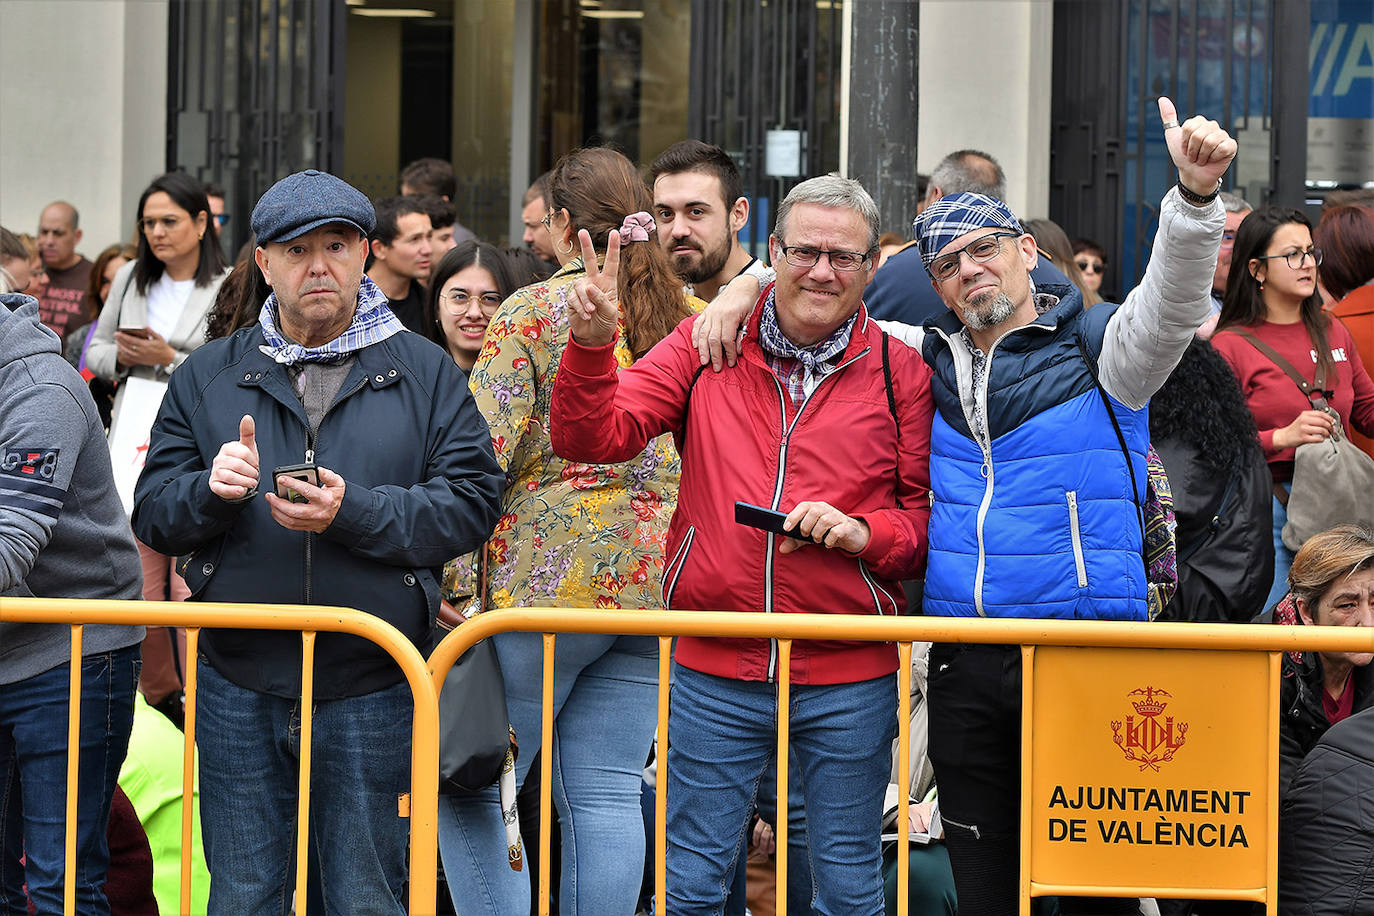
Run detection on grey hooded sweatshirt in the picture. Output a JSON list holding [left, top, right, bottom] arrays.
[[0, 294, 142, 684]]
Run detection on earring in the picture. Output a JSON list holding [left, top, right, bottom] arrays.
[[198, 231, 205, 241], [556, 237, 574, 255]]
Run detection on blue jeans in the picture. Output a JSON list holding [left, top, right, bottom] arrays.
[[439, 632, 659, 916], [665, 665, 897, 916], [0, 646, 139, 916], [194, 661, 413, 916], [1266, 483, 1294, 610]]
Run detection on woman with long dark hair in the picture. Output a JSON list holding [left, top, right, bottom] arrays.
[[87, 171, 229, 723], [1211, 207, 1374, 609], [438, 148, 697, 915]]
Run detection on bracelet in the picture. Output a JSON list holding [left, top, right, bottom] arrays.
[[1177, 180, 1222, 206]]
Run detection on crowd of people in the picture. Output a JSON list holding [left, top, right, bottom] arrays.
[[2, 90, 1374, 916]]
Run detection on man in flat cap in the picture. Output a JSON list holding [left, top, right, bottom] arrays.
[[132, 169, 503, 914], [880, 98, 1236, 914]]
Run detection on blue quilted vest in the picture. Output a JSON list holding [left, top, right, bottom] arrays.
[[920, 288, 1149, 620]]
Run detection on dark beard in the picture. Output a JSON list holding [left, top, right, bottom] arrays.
[[675, 229, 733, 285]]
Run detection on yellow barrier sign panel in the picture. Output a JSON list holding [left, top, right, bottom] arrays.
[[1026, 647, 1275, 902]]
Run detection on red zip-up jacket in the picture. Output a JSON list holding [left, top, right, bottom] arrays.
[[550, 290, 933, 685]]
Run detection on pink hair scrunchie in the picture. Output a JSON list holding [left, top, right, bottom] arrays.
[[618, 211, 656, 244]]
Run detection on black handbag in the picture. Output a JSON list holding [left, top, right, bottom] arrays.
[[438, 548, 514, 795]]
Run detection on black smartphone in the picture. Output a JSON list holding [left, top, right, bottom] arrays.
[[272, 461, 319, 503], [734, 501, 803, 539]]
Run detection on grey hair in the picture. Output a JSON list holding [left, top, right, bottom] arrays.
[[1219, 190, 1253, 214], [773, 173, 881, 251], [930, 150, 1007, 200]]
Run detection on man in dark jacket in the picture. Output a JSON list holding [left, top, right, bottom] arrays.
[[131, 170, 503, 915]]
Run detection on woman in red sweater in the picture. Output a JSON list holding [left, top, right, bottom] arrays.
[[1212, 206, 1374, 609]]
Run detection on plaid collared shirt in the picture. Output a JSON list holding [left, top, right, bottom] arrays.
[[756, 289, 857, 406]]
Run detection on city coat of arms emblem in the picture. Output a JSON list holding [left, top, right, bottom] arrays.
[[1111, 686, 1188, 772]]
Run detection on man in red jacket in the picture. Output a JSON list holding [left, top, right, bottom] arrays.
[[550, 173, 932, 915]]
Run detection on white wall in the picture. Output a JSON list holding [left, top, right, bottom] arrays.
[[0, 0, 167, 253], [918, 0, 1053, 219]]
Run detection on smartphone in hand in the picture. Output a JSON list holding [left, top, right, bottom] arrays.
[[734, 501, 803, 539], [272, 462, 319, 504]]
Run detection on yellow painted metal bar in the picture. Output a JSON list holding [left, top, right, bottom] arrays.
[[1266, 651, 1281, 915], [895, 641, 912, 916], [1019, 645, 1035, 916], [538, 633, 556, 916], [1, 599, 440, 916], [181, 626, 200, 915], [64, 624, 83, 916], [774, 639, 792, 916], [423, 608, 1374, 655], [1031, 884, 1269, 901], [295, 631, 316, 916], [656, 635, 672, 915]]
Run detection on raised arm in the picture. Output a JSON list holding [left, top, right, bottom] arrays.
[[1100, 97, 1236, 408]]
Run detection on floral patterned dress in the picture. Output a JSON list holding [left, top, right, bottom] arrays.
[[442, 258, 701, 611]]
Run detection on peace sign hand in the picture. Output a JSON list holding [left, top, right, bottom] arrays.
[[1158, 96, 1237, 199], [567, 228, 622, 348]]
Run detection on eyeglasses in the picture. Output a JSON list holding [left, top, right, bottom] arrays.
[[440, 289, 504, 314], [1075, 258, 1104, 275], [1255, 247, 1323, 270], [540, 211, 556, 231], [215, 214, 231, 227], [777, 245, 874, 272], [927, 231, 1022, 282]]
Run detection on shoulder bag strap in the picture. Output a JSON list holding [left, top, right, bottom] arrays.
[[1231, 327, 1328, 404]]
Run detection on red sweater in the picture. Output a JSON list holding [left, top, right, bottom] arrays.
[[1212, 318, 1374, 482]]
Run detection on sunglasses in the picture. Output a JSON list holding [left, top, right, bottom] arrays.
[[1075, 259, 1104, 275]]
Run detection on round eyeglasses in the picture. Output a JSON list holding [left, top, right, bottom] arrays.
[[440, 290, 504, 314]]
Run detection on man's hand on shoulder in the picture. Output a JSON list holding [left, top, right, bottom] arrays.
[[1158, 96, 1237, 200], [568, 228, 621, 349], [209, 414, 260, 501], [778, 500, 871, 556], [692, 272, 759, 371], [264, 466, 346, 533]]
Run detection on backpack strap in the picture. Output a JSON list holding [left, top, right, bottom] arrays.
[[881, 331, 903, 508]]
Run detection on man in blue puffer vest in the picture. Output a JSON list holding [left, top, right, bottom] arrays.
[[881, 97, 1237, 915]]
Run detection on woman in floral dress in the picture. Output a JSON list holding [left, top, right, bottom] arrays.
[[438, 147, 700, 915]]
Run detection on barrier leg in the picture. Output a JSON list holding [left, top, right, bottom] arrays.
[[295, 632, 316, 916], [181, 627, 200, 914], [896, 641, 912, 916], [65, 624, 83, 916], [538, 633, 556, 916], [1020, 644, 1034, 916], [656, 636, 671, 916], [775, 639, 792, 916]]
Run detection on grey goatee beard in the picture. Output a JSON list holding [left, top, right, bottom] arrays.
[[962, 292, 1015, 332]]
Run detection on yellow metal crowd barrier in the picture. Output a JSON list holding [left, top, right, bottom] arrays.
[[0, 597, 440, 916], [435, 608, 1374, 916], [8, 598, 1374, 915]]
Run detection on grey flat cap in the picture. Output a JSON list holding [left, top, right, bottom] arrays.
[[251, 169, 376, 244]]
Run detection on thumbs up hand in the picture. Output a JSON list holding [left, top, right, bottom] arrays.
[[209, 414, 261, 501], [1157, 96, 1237, 199]]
